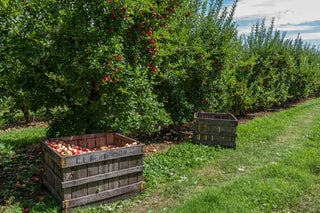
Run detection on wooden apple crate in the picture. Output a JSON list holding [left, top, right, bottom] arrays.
[[193, 113, 238, 149], [40, 132, 145, 212]]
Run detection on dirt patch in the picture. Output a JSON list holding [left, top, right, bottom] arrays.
[[303, 119, 312, 124], [15, 143, 41, 155], [238, 96, 316, 124]]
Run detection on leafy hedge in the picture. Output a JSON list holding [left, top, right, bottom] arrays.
[[1, 0, 320, 136]]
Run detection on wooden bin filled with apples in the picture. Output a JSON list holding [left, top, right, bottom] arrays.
[[40, 132, 145, 212], [193, 112, 238, 149]]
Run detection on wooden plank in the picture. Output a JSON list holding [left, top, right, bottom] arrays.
[[62, 188, 72, 201], [62, 145, 144, 168], [119, 157, 129, 187], [128, 156, 139, 184], [87, 162, 100, 195], [193, 131, 237, 137], [99, 161, 109, 192], [106, 132, 114, 145], [87, 138, 96, 149], [137, 155, 143, 167], [62, 182, 143, 209], [199, 124, 207, 141], [195, 113, 238, 121], [77, 138, 87, 148], [42, 160, 62, 190], [55, 176, 62, 198], [137, 171, 143, 182], [43, 152, 54, 186], [42, 175, 63, 204], [114, 133, 137, 147], [62, 167, 72, 182], [95, 136, 106, 148], [71, 165, 88, 199], [195, 119, 238, 127], [49, 132, 107, 144], [79, 190, 142, 210], [109, 158, 119, 189]]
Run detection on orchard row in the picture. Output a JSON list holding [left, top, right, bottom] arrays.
[[1, 0, 319, 137]]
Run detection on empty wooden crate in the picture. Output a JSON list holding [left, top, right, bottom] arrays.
[[193, 113, 238, 149], [40, 132, 145, 212]]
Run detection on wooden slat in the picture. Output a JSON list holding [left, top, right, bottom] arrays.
[[71, 165, 88, 199], [62, 181, 144, 209], [62, 167, 72, 182], [87, 162, 99, 194], [137, 155, 143, 167], [49, 132, 108, 144], [99, 161, 109, 191], [43, 152, 55, 186], [195, 119, 238, 127], [193, 131, 237, 137], [62, 145, 144, 168], [61, 167, 73, 200], [137, 171, 143, 182], [77, 138, 86, 148], [42, 175, 63, 203], [80, 190, 142, 210], [87, 138, 96, 149], [119, 157, 129, 187], [109, 158, 119, 189], [194, 112, 238, 121], [128, 156, 139, 184], [41, 160, 62, 190], [106, 132, 114, 145], [95, 136, 106, 148], [114, 133, 137, 147]]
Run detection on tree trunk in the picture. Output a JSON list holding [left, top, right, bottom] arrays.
[[20, 104, 31, 123]]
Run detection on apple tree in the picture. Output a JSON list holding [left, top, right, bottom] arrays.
[[1, 0, 187, 136]]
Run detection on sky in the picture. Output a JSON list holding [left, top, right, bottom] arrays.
[[224, 0, 320, 48]]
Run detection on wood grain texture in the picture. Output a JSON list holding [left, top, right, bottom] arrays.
[[61, 166, 144, 188], [62, 181, 144, 209], [41, 132, 145, 210]]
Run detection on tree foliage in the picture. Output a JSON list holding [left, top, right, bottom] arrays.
[[1, 0, 320, 136]]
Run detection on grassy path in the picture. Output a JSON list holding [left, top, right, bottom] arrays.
[[112, 98, 320, 213], [1, 98, 320, 212]]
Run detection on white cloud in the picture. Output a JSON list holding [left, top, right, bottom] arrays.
[[235, 0, 320, 26], [237, 26, 252, 35], [277, 25, 316, 32], [287, 32, 320, 41], [232, 0, 320, 45], [237, 25, 317, 35]]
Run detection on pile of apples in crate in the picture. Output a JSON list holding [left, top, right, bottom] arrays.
[[45, 140, 138, 156]]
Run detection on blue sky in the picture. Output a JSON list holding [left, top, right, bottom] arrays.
[[223, 0, 320, 48]]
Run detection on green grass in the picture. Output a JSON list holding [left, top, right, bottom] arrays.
[[161, 99, 320, 213], [1, 98, 320, 212], [0, 127, 47, 151]]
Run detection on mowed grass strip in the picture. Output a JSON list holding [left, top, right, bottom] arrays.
[[113, 98, 320, 213], [167, 98, 320, 213]]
